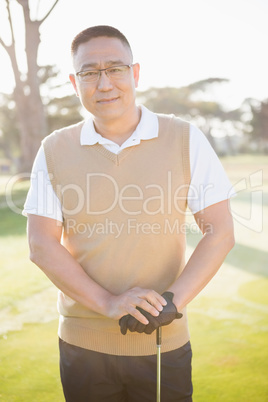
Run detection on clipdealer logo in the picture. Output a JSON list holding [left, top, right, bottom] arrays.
[[65, 217, 208, 239], [231, 170, 263, 233], [4, 169, 264, 233]]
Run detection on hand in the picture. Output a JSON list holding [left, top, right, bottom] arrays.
[[119, 291, 183, 335], [106, 287, 167, 325]]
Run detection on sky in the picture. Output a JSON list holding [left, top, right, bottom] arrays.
[[0, 0, 267, 110]]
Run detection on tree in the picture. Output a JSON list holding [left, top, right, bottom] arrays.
[[0, 64, 83, 167], [137, 78, 229, 117], [137, 78, 243, 155], [0, 0, 59, 172], [0, 93, 20, 165], [249, 99, 268, 153]]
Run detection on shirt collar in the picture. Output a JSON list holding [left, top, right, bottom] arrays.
[[80, 105, 159, 146]]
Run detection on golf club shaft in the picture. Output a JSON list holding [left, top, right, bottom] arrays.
[[156, 327, 162, 402]]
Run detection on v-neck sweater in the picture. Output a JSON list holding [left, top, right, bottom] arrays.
[[43, 113, 191, 356]]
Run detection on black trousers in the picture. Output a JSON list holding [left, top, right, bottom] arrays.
[[59, 338, 193, 402]]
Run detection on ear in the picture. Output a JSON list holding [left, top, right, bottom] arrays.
[[69, 74, 79, 97], [132, 63, 140, 88]]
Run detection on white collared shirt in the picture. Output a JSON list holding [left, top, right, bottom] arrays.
[[23, 105, 235, 221], [80, 105, 158, 152]]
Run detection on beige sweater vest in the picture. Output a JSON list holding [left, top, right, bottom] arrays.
[[43, 113, 191, 356]]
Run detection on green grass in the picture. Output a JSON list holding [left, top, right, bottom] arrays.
[[190, 312, 268, 401], [0, 232, 53, 309], [0, 321, 64, 402], [0, 155, 267, 401], [0, 179, 61, 400], [239, 278, 268, 305], [188, 275, 268, 401]]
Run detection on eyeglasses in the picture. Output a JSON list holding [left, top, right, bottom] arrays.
[[76, 64, 134, 83]]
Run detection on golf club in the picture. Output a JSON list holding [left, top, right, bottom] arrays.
[[156, 326, 162, 402]]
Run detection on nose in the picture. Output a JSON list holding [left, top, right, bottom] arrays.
[[97, 70, 113, 91]]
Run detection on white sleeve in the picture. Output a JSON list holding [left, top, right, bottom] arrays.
[[187, 125, 236, 214], [22, 145, 63, 222]]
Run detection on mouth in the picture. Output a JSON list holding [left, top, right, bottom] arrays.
[[97, 97, 119, 105]]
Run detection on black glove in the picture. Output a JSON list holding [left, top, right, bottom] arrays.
[[119, 291, 183, 335]]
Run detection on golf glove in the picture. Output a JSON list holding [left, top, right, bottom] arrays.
[[119, 291, 183, 335]]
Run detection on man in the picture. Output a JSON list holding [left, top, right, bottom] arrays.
[[23, 25, 235, 401]]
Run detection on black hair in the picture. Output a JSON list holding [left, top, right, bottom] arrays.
[[71, 25, 133, 59]]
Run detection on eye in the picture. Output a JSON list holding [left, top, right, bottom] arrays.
[[108, 67, 124, 74], [82, 70, 99, 77]]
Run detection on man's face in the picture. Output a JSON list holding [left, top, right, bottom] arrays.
[[70, 36, 140, 124]]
